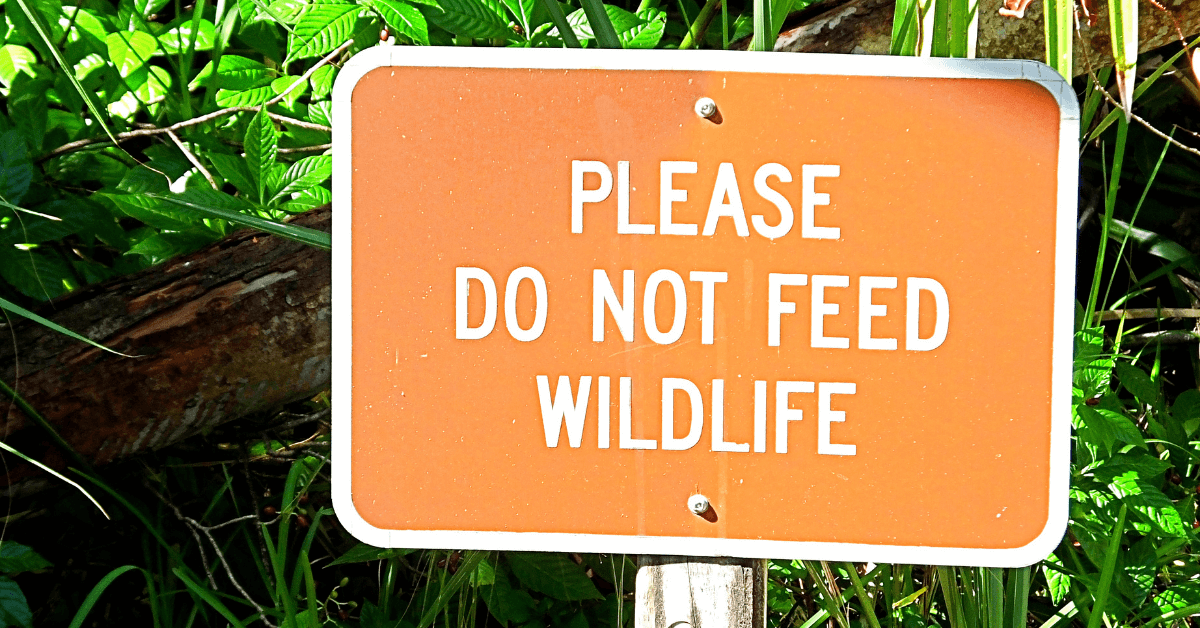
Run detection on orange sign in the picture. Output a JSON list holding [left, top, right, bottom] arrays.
[[332, 49, 1078, 566]]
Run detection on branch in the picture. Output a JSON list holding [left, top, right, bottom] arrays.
[[37, 40, 351, 163]]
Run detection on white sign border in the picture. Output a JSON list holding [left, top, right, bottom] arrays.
[[331, 46, 1079, 567]]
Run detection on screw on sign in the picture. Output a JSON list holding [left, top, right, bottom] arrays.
[[331, 48, 1078, 606]]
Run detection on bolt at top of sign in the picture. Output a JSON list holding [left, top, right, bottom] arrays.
[[694, 97, 717, 119]]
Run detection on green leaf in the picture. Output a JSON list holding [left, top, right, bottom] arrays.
[[135, 0, 170, 17], [0, 245, 74, 300], [1171, 388, 1200, 435], [271, 154, 331, 202], [1043, 554, 1069, 605], [1147, 582, 1200, 618], [505, 552, 602, 601], [105, 30, 157, 78], [101, 192, 201, 231], [370, 0, 429, 44], [284, 185, 331, 213], [565, 4, 660, 47], [134, 65, 172, 104], [1115, 362, 1159, 404], [309, 64, 335, 99], [328, 543, 416, 566], [1106, 470, 1187, 536], [0, 544, 49, 576], [0, 45, 38, 89], [287, 4, 360, 62], [214, 84, 275, 107], [208, 153, 257, 197], [270, 74, 308, 106], [501, 0, 537, 34], [125, 230, 215, 264], [66, 566, 147, 628], [426, 0, 511, 39], [1074, 405, 1145, 454], [0, 130, 32, 203], [1117, 536, 1156, 605], [0, 577, 31, 628], [481, 559, 536, 626], [190, 55, 274, 91], [1074, 327, 1112, 395], [158, 18, 217, 54], [244, 108, 278, 203]]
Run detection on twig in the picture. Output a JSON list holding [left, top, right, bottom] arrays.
[[1121, 330, 1200, 348], [1089, 81, 1200, 157], [267, 112, 332, 133], [278, 143, 332, 155], [272, 407, 331, 431], [166, 129, 218, 189], [153, 486, 278, 628], [1096, 308, 1200, 322], [37, 40, 351, 163]]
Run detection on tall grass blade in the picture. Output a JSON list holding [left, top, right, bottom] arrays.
[[1085, 504, 1127, 628], [804, 561, 852, 628], [844, 563, 883, 628], [890, 0, 920, 55], [67, 566, 152, 628], [149, 195, 331, 250], [0, 442, 108, 517], [0, 297, 136, 357], [937, 567, 966, 628], [949, 0, 970, 57], [1085, 117, 1129, 320], [750, 0, 773, 51], [416, 550, 487, 628], [579, 0, 622, 48], [679, 0, 722, 49], [1044, 0, 1072, 77], [1006, 567, 1031, 628], [174, 568, 250, 628], [984, 568, 1004, 628], [929, 0, 951, 56], [1106, 0, 1137, 119], [1088, 38, 1199, 141], [539, 0, 582, 47]]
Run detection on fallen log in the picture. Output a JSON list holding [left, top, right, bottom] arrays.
[[764, 0, 1197, 77], [0, 209, 331, 481]]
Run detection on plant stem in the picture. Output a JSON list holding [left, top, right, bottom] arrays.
[[678, 0, 722, 49], [1086, 504, 1127, 628], [844, 562, 883, 628], [1085, 116, 1129, 321]]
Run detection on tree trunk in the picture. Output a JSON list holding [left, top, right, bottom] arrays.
[[0, 209, 331, 484]]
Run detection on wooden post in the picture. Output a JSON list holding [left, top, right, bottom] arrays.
[[635, 555, 767, 628]]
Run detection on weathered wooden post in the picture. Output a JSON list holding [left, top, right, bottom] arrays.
[[636, 556, 766, 628]]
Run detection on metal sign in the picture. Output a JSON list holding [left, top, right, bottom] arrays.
[[332, 47, 1078, 567]]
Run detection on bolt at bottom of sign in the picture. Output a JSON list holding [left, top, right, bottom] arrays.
[[688, 494, 711, 515]]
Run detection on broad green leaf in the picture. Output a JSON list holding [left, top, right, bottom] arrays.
[[501, 0, 537, 34], [0, 245, 74, 300], [328, 543, 416, 566], [244, 109, 278, 203], [0, 130, 32, 204], [72, 52, 105, 82], [308, 100, 332, 126], [565, 5, 661, 48], [125, 230, 216, 264], [0, 544, 50, 576], [309, 64, 335, 99], [1075, 405, 1145, 454], [7, 0, 66, 64], [284, 185, 331, 213], [134, 65, 171, 104], [1148, 582, 1200, 618], [100, 192, 205, 231], [0, 45, 37, 89], [505, 552, 602, 601], [1114, 362, 1159, 404], [208, 153, 257, 197], [1171, 388, 1200, 435], [0, 578, 30, 628], [370, 0, 429, 44], [105, 30, 157, 77], [190, 55, 274, 91], [270, 74, 308, 106], [214, 85, 275, 107], [262, 0, 307, 23], [287, 4, 360, 62], [1074, 327, 1111, 395], [59, 6, 109, 47], [158, 18, 217, 53], [135, 0, 170, 17], [1117, 536, 1156, 605], [1106, 470, 1187, 536], [271, 154, 331, 201], [480, 559, 536, 625], [426, 0, 511, 39], [8, 74, 49, 149], [1043, 554, 1069, 605]]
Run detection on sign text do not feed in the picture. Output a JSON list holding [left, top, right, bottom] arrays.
[[331, 47, 1079, 567]]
